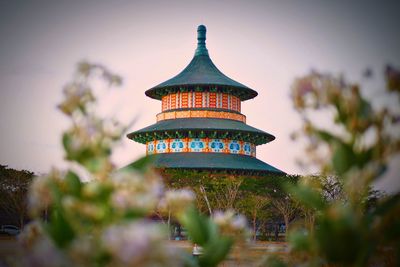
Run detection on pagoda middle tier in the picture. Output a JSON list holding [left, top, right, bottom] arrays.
[[128, 25, 284, 174]]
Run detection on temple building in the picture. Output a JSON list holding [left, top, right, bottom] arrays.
[[128, 25, 284, 175]]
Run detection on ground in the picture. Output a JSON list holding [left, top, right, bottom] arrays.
[[0, 235, 288, 266]]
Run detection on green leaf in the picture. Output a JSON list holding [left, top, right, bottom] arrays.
[[62, 133, 73, 158], [315, 206, 362, 265], [287, 183, 326, 210], [179, 207, 211, 246], [83, 157, 108, 173], [64, 170, 82, 196], [358, 98, 372, 119], [355, 147, 373, 169], [288, 229, 311, 252], [261, 255, 288, 267], [124, 155, 155, 173], [315, 129, 339, 143], [46, 209, 75, 248], [123, 208, 148, 220], [82, 181, 113, 202], [332, 142, 354, 175], [199, 237, 233, 267], [181, 253, 199, 267]]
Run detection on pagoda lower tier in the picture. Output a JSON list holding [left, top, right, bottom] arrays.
[[127, 153, 283, 174], [128, 117, 285, 174]]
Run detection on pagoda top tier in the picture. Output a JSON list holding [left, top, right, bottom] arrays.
[[145, 25, 258, 101]]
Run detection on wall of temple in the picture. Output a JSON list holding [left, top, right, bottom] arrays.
[[161, 92, 241, 112]]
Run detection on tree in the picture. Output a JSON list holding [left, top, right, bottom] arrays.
[[161, 169, 245, 213], [161, 168, 300, 240], [237, 194, 270, 241], [269, 194, 300, 236], [0, 165, 35, 228]]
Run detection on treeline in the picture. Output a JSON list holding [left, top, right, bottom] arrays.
[[0, 165, 35, 228], [159, 168, 384, 241], [0, 164, 384, 241]]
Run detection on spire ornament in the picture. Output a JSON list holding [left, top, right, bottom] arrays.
[[195, 25, 209, 56]]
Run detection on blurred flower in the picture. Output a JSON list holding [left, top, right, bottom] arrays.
[[102, 118, 125, 140], [63, 196, 107, 222], [297, 79, 314, 96], [392, 115, 400, 124], [385, 64, 400, 92], [102, 221, 179, 267], [362, 68, 373, 78], [110, 170, 164, 213], [213, 210, 249, 237], [77, 61, 91, 77], [18, 221, 43, 249], [158, 189, 195, 216], [58, 82, 95, 116], [19, 222, 67, 267], [28, 169, 62, 215], [68, 235, 96, 266]]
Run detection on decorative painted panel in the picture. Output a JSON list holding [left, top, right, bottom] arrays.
[[161, 92, 241, 112], [155, 140, 168, 153], [228, 140, 241, 154], [188, 138, 206, 152], [222, 94, 228, 109], [147, 138, 256, 156], [251, 144, 256, 157], [209, 139, 225, 152], [170, 94, 176, 110], [147, 141, 155, 155], [243, 142, 252, 156], [181, 92, 188, 108], [209, 92, 217, 108], [162, 97, 168, 111], [194, 92, 203, 108], [170, 138, 186, 152]]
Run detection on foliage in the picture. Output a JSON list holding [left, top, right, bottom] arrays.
[[0, 165, 35, 228], [161, 169, 301, 241], [18, 62, 249, 267], [237, 194, 270, 241], [267, 65, 400, 266]]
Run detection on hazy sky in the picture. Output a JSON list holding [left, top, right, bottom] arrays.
[[0, 0, 399, 192]]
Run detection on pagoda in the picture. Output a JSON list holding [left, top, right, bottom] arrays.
[[128, 25, 284, 175]]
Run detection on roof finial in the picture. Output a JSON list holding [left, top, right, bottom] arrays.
[[195, 25, 209, 56]]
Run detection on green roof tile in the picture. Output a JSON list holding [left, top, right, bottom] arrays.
[[145, 25, 258, 101], [127, 153, 285, 174], [127, 118, 275, 145]]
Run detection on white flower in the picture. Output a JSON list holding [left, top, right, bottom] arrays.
[[231, 214, 247, 230], [68, 234, 96, 265], [102, 118, 124, 140], [213, 209, 249, 236], [28, 169, 61, 215], [102, 221, 180, 266], [19, 221, 67, 267], [110, 170, 164, 212], [160, 189, 195, 215]]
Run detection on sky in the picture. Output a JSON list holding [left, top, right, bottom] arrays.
[[0, 0, 399, 192]]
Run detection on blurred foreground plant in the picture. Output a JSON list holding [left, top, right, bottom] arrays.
[[263, 66, 400, 267], [18, 62, 249, 267]]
